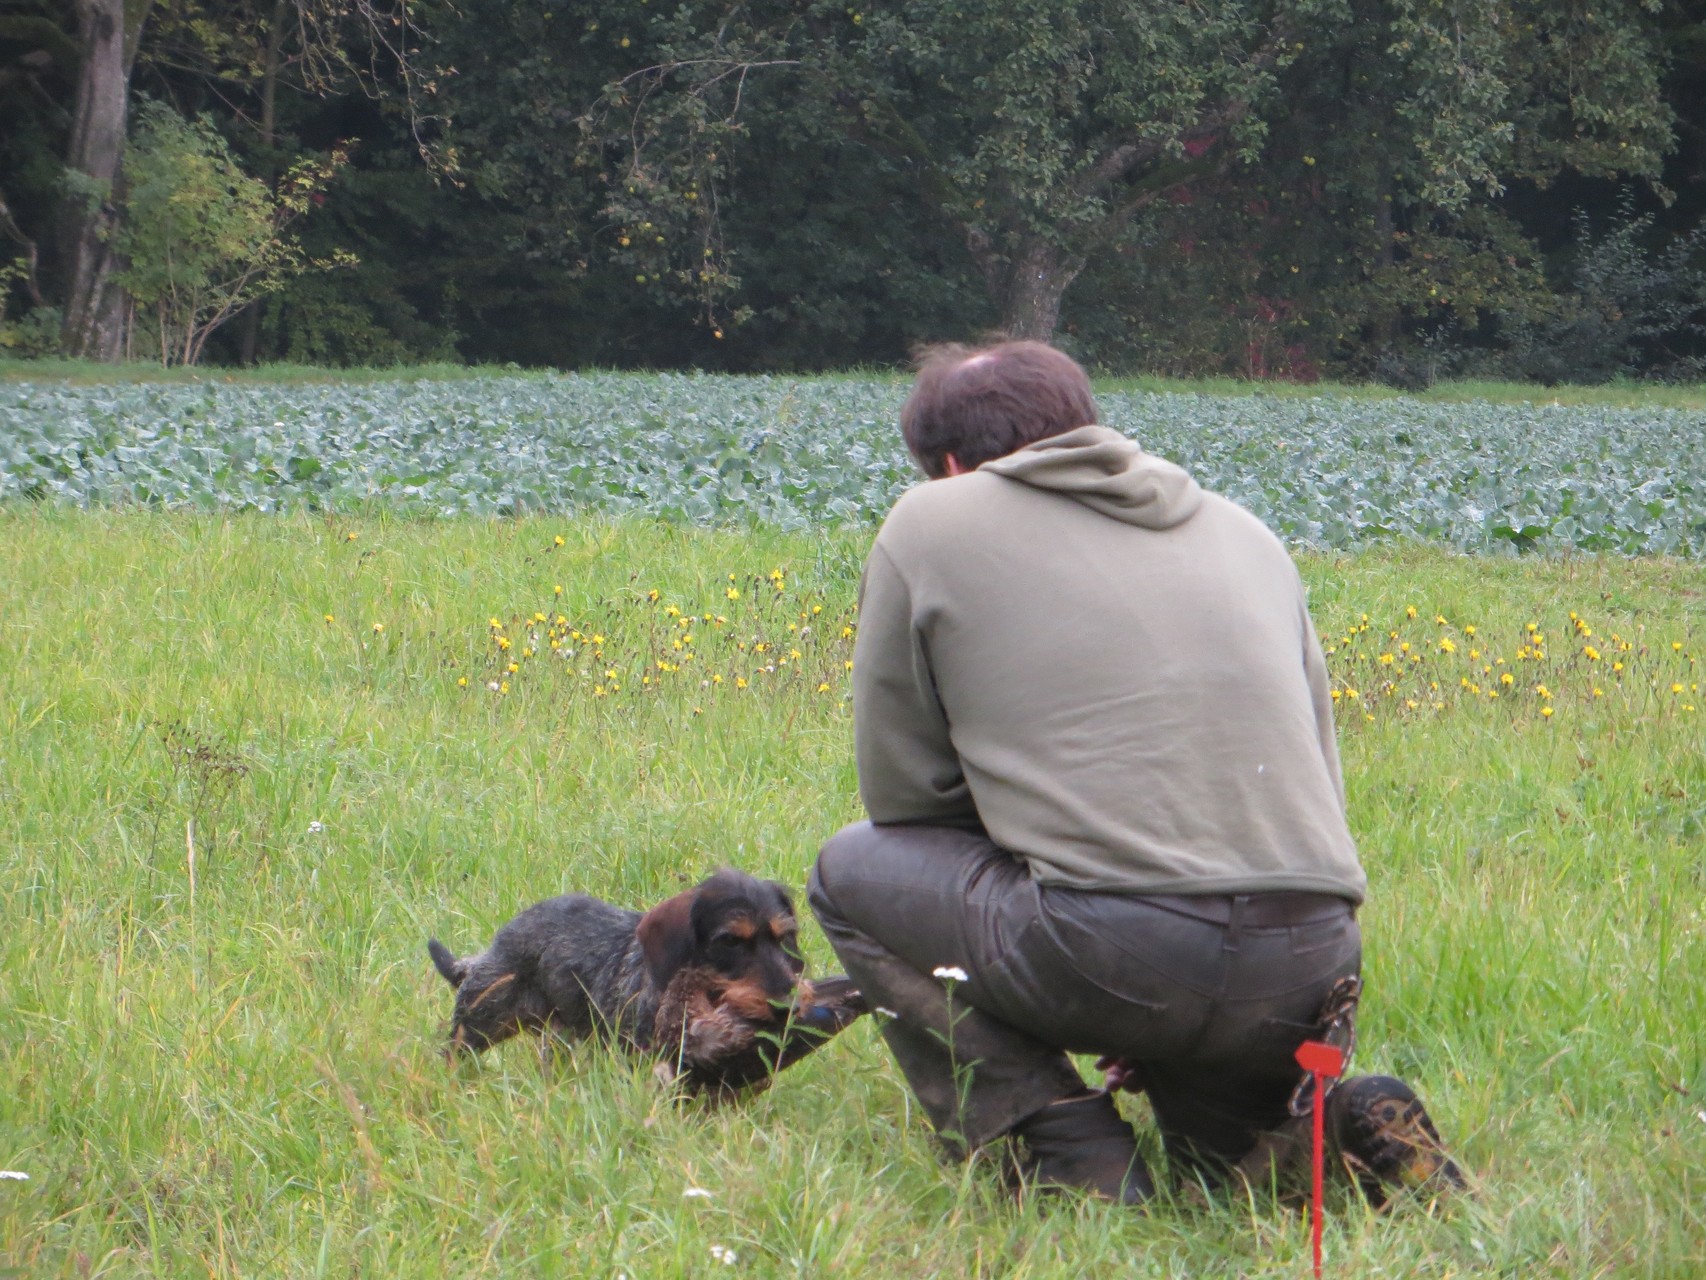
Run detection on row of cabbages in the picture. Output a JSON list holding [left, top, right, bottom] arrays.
[[2, 374, 1702, 555]]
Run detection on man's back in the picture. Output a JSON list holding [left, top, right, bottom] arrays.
[[854, 425, 1366, 900]]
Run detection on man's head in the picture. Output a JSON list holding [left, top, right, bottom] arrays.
[[899, 340, 1100, 479]]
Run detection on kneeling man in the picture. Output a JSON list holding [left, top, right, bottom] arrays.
[[809, 340, 1460, 1204]]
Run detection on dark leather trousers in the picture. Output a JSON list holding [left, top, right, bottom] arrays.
[[808, 822, 1361, 1174]]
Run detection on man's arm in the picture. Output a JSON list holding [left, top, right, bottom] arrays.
[[852, 543, 981, 827]]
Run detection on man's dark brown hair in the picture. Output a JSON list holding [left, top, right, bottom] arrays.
[[899, 340, 1100, 478]]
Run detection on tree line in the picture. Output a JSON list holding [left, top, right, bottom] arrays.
[[3, 0, 1704, 381]]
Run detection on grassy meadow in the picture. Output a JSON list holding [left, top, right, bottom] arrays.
[[0, 505, 1701, 1277]]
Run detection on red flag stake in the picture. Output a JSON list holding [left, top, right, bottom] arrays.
[[1294, 1040, 1346, 1280]]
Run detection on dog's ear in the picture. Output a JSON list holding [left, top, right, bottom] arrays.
[[765, 880, 796, 915], [636, 890, 699, 989]]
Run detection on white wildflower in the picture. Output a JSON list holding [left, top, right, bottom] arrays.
[[488, 681, 501, 691], [932, 966, 969, 983], [683, 1187, 713, 1199], [709, 1244, 738, 1265], [307, 821, 325, 835]]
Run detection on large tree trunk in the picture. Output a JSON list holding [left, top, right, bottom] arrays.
[[997, 241, 1084, 342], [965, 228, 1083, 343], [59, 0, 151, 360]]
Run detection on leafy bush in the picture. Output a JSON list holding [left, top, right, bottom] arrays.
[[115, 103, 350, 367], [1502, 195, 1706, 385]]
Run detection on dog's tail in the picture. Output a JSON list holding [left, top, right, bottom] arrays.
[[427, 938, 468, 987]]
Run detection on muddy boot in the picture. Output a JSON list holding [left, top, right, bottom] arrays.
[[1006, 1091, 1155, 1206], [1326, 1074, 1466, 1207]]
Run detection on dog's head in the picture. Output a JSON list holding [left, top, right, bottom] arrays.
[[636, 869, 804, 1019]]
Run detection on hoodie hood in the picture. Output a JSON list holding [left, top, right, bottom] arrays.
[[979, 425, 1202, 529]]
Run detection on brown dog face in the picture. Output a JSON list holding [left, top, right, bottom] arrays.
[[635, 869, 805, 1019]]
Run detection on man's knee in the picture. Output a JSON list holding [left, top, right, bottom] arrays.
[[807, 820, 876, 927]]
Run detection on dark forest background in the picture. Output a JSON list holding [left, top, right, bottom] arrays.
[[4, 0, 1705, 382]]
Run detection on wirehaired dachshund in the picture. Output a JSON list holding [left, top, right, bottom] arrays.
[[427, 868, 867, 1097]]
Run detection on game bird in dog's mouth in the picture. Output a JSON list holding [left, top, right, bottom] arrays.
[[427, 869, 868, 1097]]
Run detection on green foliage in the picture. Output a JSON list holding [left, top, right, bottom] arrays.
[[114, 102, 352, 366], [1502, 194, 1706, 385], [2, 373, 1703, 554]]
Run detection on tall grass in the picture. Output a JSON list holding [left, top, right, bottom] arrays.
[[0, 509, 1700, 1277]]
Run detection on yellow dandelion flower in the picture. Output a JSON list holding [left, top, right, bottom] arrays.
[[345, 531, 357, 542], [554, 535, 565, 547], [1536, 685, 1552, 699], [727, 587, 741, 601], [712, 674, 723, 685], [817, 682, 831, 693], [1500, 672, 1514, 686], [554, 584, 564, 596], [372, 622, 384, 634], [1673, 683, 1685, 694], [1438, 638, 1455, 653], [1593, 687, 1604, 697], [648, 589, 661, 602], [591, 634, 605, 646], [1379, 653, 1395, 666], [324, 613, 334, 624], [841, 626, 854, 639], [499, 681, 510, 695], [1405, 606, 1417, 619], [789, 648, 803, 661], [666, 605, 681, 618], [735, 677, 748, 689], [812, 604, 823, 615], [844, 660, 854, 670], [1613, 661, 1624, 673], [1464, 625, 1476, 636], [1584, 645, 1600, 660], [1541, 706, 1553, 718], [457, 676, 468, 687]]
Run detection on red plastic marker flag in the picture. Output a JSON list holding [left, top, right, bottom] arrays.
[[1295, 1040, 1347, 1280]]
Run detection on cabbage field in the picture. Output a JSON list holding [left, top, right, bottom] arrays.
[[3, 373, 1703, 554]]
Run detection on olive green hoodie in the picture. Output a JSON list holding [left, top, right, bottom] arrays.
[[852, 424, 1367, 901]]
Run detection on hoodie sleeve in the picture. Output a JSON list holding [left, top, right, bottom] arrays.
[[852, 542, 981, 827]]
